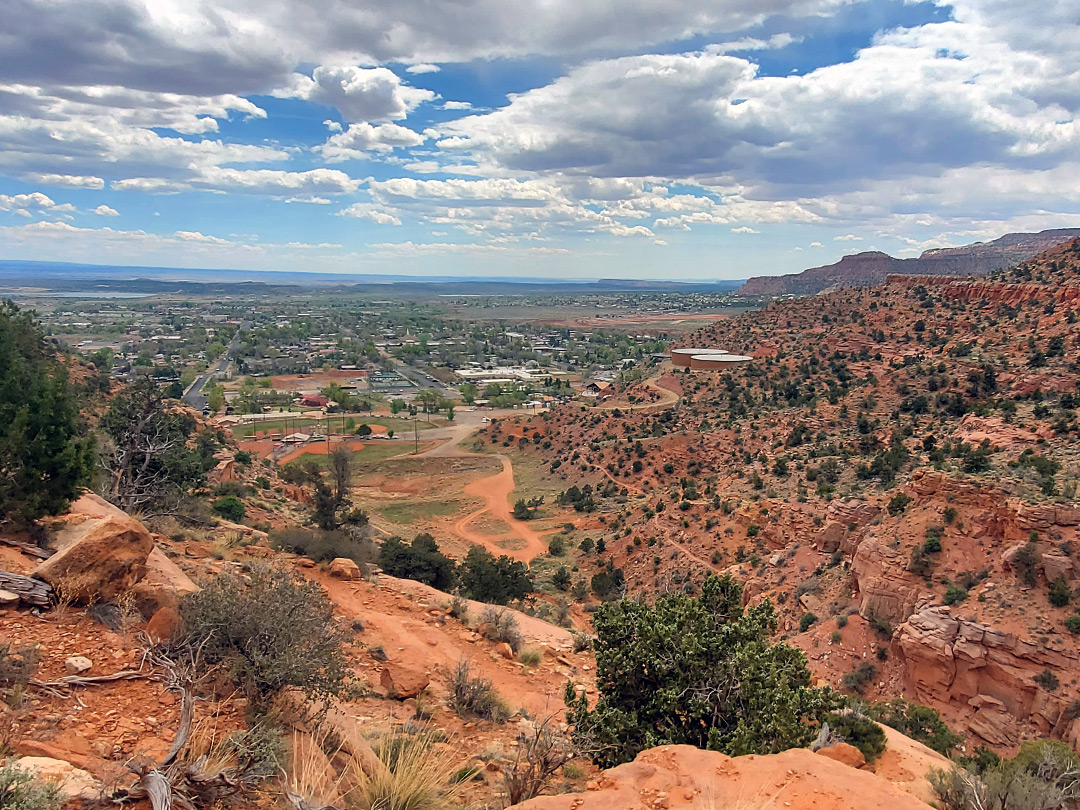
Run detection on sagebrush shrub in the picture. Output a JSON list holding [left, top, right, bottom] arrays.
[[170, 565, 349, 707]]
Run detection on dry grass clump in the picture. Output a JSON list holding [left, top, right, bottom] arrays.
[[350, 731, 463, 810], [447, 660, 510, 723], [284, 725, 463, 810]]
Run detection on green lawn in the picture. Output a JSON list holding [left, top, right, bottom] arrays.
[[378, 500, 462, 525], [233, 417, 318, 439]]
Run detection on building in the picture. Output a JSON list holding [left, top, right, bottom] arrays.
[[582, 381, 613, 399], [670, 347, 729, 368], [688, 354, 753, 370]]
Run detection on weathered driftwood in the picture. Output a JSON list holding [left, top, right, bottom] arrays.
[[0, 569, 53, 607], [30, 669, 152, 690], [0, 536, 51, 559]]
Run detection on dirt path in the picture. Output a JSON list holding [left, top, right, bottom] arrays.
[[595, 373, 681, 412], [454, 455, 550, 562], [653, 513, 721, 572], [383, 412, 552, 562], [414, 423, 476, 457], [309, 569, 582, 718]]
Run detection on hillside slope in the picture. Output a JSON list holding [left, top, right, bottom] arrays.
[[504, 238, 1080, 754]]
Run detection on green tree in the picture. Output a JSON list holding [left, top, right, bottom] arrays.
[[552, 566, 572, 591], [101, 377, 213, 510], [207, 383, 226, 413], [0, 301, 93, 525], [212, 495, 246, 521], [378, 533, 457, 591], [458, 545, 533, 604], [416, 388, 442, 414], [1049, 575, 1072, 607], [566, 574, 840, 768], [867, 698, 962, 756], [310, 447, 366, 532], [321, 382, 352, 410], [459, 383, 478, 405]]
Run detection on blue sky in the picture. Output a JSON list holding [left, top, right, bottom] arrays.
[[0, 0, 1078, 279]]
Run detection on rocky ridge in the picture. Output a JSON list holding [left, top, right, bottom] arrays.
[[738, 228, 1080, 296]]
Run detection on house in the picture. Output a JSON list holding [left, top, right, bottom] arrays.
[[298, 394, 330, 408], [582, 381, 613, 399]]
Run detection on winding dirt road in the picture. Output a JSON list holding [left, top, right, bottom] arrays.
[[384, 410, 553, 562], [377, 376, 682, 563], [453, 454, 550, 562], [595, 375, 681, 411]]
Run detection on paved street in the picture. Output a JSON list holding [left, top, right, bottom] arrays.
[[182, 320, 249, 411]]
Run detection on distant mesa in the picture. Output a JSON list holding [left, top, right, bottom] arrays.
[[738, 228, 1080, 297]]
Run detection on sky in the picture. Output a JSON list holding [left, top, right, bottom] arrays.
[[0, 0, 1078, 280]]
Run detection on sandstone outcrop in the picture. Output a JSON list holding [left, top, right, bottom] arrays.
[[817, 741, 866, 769], [14, 757, 99, 802], [851, 536, 926, 625], [516, 744, 935, 810], [896, 607, 1079, 746]]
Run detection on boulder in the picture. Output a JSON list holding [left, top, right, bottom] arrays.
[[1043, 551, 1074, 584], [36, 495, 153, 601], [64, 656, 93, 675], [129, 546, 200, 618], [0, 589, 19, 607], [328, 558, 361, 581], [970, 705, 1019, 747], [13, 757, 98, 801], [817, 742, 866, 769], [146, 606, 183, 644], [380, 663, 429, 699], [851, 538, 923, 625], [814, 521, 846, 553]]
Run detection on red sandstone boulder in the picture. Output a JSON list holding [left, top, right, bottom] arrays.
[[130, 546, 199, 618], [515, 744, 934, 810], [146, 606, 183, 644], [328, 557, 362, 581], [380, 663, 429, 699], [36, 494, 153, 601]]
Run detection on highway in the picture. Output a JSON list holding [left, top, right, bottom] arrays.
[[386, 354, 457, 397], [182, 320, 249, 411]]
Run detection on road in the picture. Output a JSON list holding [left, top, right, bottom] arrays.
[[384, 352, 456, 396], [183, 320, 249, 411]]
